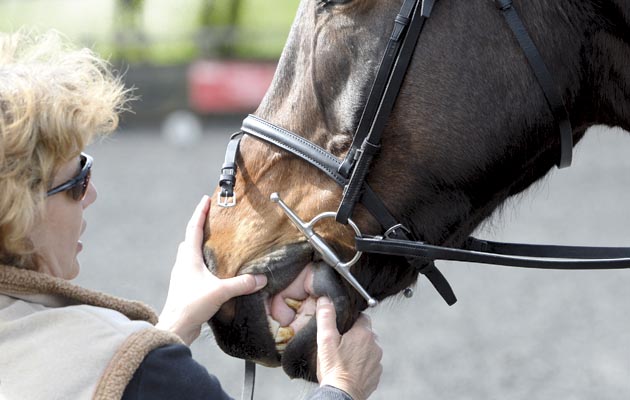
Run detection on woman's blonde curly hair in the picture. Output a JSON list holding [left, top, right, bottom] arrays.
[[0, 29, 129, 268]]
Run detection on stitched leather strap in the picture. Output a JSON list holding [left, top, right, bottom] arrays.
[[242, 115, 348, 187], [464, 237, 630, 259], [356, 236, 630, 269]]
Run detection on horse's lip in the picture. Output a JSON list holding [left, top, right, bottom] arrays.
[[237, 242, 328, 355], [209, 241, 352, 372], [238, 241, 314, 296]]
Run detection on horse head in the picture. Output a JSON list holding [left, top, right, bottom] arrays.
[[203, 0, 630, 381]]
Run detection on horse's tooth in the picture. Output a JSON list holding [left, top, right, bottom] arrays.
[[284, 298, 303, 312], [276, 343, 287, 353], [275, 326, 295, 344], [267, 316, 280, 337]]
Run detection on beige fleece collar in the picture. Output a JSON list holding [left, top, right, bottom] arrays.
[[0, 264, 157, 324]]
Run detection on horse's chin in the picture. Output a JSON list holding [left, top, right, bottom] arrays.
[[265, 261, 355, 380], [208, 242, 356, 381]]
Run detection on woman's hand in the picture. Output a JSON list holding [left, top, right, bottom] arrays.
[[157, 195, 267, 345], [316, 297, 383, 400]]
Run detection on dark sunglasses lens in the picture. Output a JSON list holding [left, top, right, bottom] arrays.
[[68, 169, 90, 201]]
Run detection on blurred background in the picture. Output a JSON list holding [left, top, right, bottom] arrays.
[[0, 0, 296, 125], [2, 1, 630, 399]]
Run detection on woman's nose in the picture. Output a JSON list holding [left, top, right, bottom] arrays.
[[83, 182, 98, 208]]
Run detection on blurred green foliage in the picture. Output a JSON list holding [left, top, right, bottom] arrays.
[[0, 0, 298, 64]]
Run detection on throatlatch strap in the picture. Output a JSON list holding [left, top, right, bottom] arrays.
[[338, 0, 419, 178], [494, 0, 573, 168], [336, 0, 434, 224]]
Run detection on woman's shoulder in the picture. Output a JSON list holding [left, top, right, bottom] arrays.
[[1, 289, 153, 338], [0, 288, 184, 399], [0, 264, 158, 323], [0, 294, 176, 399]]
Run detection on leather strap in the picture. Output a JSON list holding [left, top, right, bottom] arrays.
[[336, 0, 433, 224], [356, 236, 630, 269], [241, 360, 256, 400], [361, 185, 457, 305], [494, 0, 573, 168], [242, 115, 348, 186], [465, 237, 630, 259], [219, 133, 243, 200], [338, 0, 420, 178]]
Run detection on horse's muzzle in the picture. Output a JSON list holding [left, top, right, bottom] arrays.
[[207, 242, 358, 380]]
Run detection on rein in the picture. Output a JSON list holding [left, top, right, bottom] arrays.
[[218, 1, 630, 397]]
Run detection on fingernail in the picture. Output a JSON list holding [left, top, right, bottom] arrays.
[[317, 296, 332, 306], [254, 274, 267, 289]]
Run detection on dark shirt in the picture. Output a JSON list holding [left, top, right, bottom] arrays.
[[122, 344, 352, 400]]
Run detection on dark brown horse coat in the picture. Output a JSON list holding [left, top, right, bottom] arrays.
[[203, 0, 630, 381]]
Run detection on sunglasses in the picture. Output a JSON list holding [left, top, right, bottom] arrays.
[[46, 153, 93, 201]]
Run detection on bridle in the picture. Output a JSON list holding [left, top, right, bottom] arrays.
[[218, 0, 630, 307], [216, 0, 630, 398]]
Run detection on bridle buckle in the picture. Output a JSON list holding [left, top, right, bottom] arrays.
[[218, 190, 236, 208], [384, 223, 411, 239]]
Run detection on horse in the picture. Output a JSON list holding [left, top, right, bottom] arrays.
[[202, 0, 630, 382]]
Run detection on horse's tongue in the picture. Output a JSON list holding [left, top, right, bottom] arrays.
[[269, 263, 316, 327]]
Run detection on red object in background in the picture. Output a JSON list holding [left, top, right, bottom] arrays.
[[188, 60, 277, 113]]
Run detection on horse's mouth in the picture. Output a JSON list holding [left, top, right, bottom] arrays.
[[208, 242, 353, 379], [239, 242, 349, 353], [262, 262, 319, 353]]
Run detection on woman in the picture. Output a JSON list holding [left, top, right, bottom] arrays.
[[0, 30, 382, 400]]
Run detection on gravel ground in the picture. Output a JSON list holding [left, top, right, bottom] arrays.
[[76, 120, 630, 400]]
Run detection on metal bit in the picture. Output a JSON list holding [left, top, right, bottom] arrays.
[[270, 192, 378, 307]]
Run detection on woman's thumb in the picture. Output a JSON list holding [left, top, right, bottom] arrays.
[[316, 296, 340, 349], [219, 274, 267, 302]]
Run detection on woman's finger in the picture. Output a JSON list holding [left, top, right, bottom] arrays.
[[184, 195, 211, 248], [316, 296, 340, 348], [213, 274, 268, 305]]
